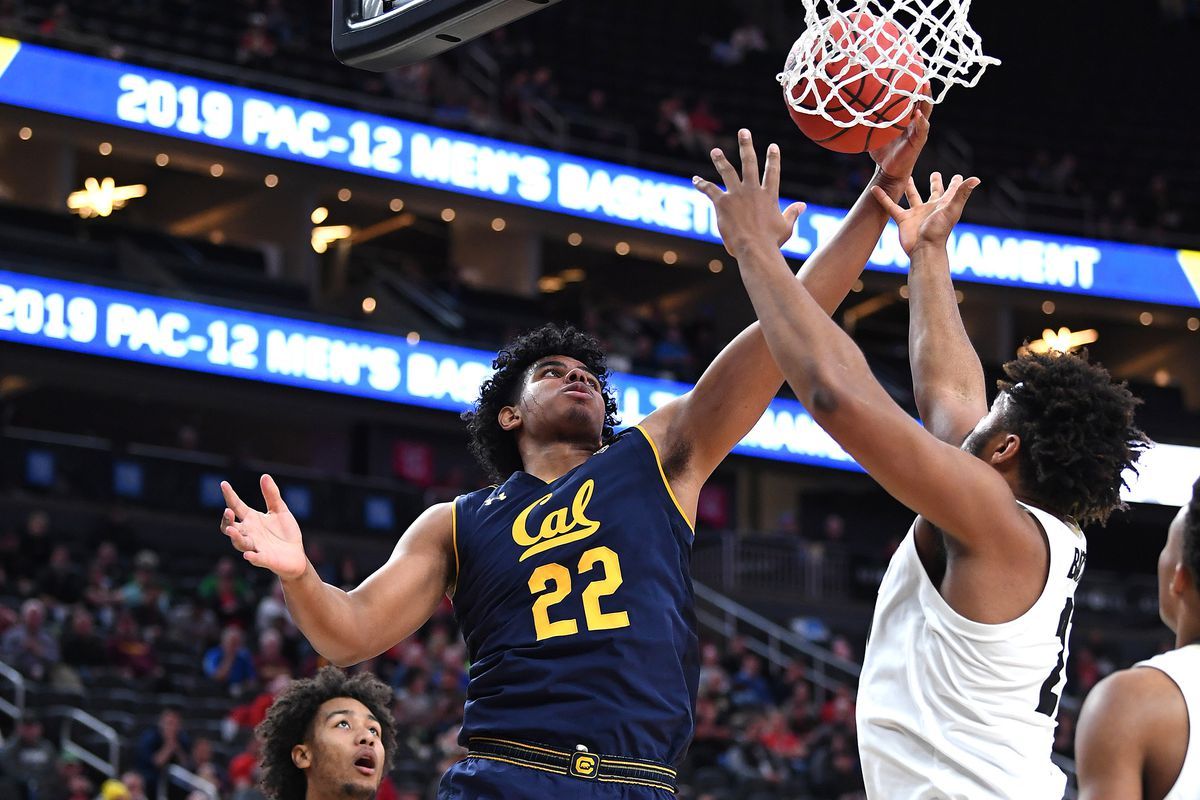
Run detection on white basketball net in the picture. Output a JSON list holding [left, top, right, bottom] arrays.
[[778, 0, 1000, 127]]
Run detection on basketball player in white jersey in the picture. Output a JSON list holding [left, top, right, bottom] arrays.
[[694, 133, 1147, 799], [1075, 476, 1200, 800]]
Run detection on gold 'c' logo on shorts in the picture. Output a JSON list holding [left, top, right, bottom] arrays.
[[569, 752, 598, 779]]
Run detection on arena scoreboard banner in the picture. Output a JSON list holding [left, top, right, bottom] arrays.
[[0, 39, 1198, 309], [0, 268, 856, 472], [0, 268, 1193, 506]]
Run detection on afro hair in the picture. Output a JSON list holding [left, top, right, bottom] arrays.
[[462, 323, 619, 482], [256, 668, 397, 800], [997, 350, 1148, 526]]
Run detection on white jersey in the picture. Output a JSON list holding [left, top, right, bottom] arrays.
[[856, 502, 1087, 799], [1135, 644, 1200, 800]]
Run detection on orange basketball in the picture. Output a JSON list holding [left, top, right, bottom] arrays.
[[785, 12, 926, 153]]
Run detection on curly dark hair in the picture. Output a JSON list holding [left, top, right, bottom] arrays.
[[256, 668, 397, 800], [995, 350, 1148, 526], [462, 323, 619, 481], [1184, 476, 1200, 585]]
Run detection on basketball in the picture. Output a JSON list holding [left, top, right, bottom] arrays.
[[785, 12, 926, 153]]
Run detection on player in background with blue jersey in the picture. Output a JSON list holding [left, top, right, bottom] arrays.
[[217, 111, 932, 798]]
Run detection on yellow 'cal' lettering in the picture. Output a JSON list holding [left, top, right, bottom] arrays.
[[512, 479, 600, 561], [542, 507, 571, 537]]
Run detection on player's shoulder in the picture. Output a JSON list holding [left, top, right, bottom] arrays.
[[605, 426, 646, 450], [459, 483, 503, 505], [1081, 664, 1184, 730], [410, 500, 456, 532]]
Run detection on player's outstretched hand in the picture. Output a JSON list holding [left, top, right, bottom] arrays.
[[870, 171, 979, 255], [219, 474, 308, 581], [693, 128, 806, 259], [869, 101, 932, 188]]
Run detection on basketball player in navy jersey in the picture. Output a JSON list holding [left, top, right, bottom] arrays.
[[1075, 476, 1200, 800], [695, 133, 1146, 798], [218, 113, 932, 797]]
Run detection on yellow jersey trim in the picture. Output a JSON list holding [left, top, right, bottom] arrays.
[[449, 499, 460, 597], [469, 753, 565, 777], [472, 736, 566, 757], [602, 757, 677, 777], [597, 774, 677, 792], [633, 425, 694, 533], [472, 736, 677, 776], [467, 753, 676, 792]]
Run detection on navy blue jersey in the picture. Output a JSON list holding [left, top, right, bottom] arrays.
[[451, 426, 698, 766]]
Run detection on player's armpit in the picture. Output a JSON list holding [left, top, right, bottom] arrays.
[[638, 321, 803, 521], [337, 501, 456, 663], [1075, 669, 1157, 800]]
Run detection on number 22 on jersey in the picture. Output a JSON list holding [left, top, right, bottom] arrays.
[[528, 546, 630, 641]]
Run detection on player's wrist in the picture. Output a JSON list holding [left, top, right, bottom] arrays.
[[870, 166, 909, 197], [729, 237, 781, 264], [278, 557, 313, 584], [911, 239, 948, 260]]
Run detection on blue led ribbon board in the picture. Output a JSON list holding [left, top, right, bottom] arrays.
[[0, 268, 857, 471], [2, 268, 1191, 503], [0, 38, 1197, 308]]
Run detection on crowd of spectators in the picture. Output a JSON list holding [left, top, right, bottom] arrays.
[[0, 502, 878, 799], [581, 304, 719, 383]]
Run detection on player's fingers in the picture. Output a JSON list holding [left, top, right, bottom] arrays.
[[907, 105, 930, 142], [736, 129, 759, 187], [916, 99, 933, 123], [692, 175, 723, 201], [903, 177, 922, 208], [869, 186, 904, 219], [710, 148, 740, 188], [763, 143, 781, 199], [224, 522, 255, 552], [782, 201, 807, 229], [220, 481, 252, 519], [950, 176, 982, 206], [243, 550, 268, 569], [218, 508, 235, 534], [943, 174, 964, 201], [260, 473, 290, 515], [929, 171, 944, 199], [940, 176, 977, 212]]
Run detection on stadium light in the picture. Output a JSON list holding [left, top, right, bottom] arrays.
[[1020, 327, 1099, 356], [67, 177, 147, 218], [312, 224, 353, 253]]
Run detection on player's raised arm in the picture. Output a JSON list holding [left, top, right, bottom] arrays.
[[871, 173, 987, 445], [220, 475, 454, 666], [694, 132, 1027, 546], [639, 111, 930, 514]]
